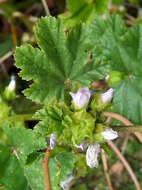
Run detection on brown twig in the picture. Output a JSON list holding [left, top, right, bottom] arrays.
[[11, 20, 17, 47], [108, 140, 141, 190], [103, 112, 142, 143], [101, 149, 114, 190], [42, 147, 51, 190]]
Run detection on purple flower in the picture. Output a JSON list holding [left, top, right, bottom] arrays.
[[70, 87, 91, 109], [75, 141, 86, 151], [50, 133, 56, 150]]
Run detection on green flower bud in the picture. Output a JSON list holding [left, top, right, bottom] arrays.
[[90, 89, 114, 112], [3, 76, 16, 101], [108, 71, 123, 87]]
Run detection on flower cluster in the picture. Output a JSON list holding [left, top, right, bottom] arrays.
[[50, 87, 118, 169]]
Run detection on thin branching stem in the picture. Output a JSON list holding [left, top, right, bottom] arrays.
[[108, 140, 141, 190], [101, 149, 114, 190], [121, 134, 130, 154]]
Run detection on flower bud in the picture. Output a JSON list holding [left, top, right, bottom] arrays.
[[3, 75, 16, 100], [70, 87, 91, 110], [101, 88, 114, 103], [105, 75, 110, 82], [60, 175, 74, 190], [108, 71, 123, 87], [74, 141, 86, 151], [86, 144, 100, 168], [50, 133, 56, 150], [102, 128, 118, 140], [8, 75, 16, 91]]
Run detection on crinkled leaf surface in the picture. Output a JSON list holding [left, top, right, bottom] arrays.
[[3, 123, 75, 190], [3, 123, 46, 190], [49, 151, 76, 190], [15, 16, 108, 104], [113, 25, 142, 124], [92, 15, 142, 124], [0, 141, 30, 190]]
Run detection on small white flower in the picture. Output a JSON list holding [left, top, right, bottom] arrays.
[[86, 144, 100, 168], [102, 128, 118, 140], [69, 87, 91, 109], [8, 75, 16, 91], [101, 88, 114, 103], [105, 75, 110, 81], [119, 5, 125, 12], [74, 141, 86, 151], [60, 175, 74, 190], [50, 133, 56, 150]]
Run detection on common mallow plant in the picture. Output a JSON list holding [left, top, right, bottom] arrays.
[[3, 15, 141, 190]]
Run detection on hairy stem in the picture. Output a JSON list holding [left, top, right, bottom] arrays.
[[42, 147, 51, 190], [108, 140, 141, 190], [103, 112, 142, 143], [101, 149, 114, 190]]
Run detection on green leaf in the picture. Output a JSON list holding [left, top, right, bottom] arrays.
[[15, 44, 65, 104], [49, 151, 76, 190], [3, 123, 47, 162], [92, 15, 142, 124], [113, 79, 142, 124], [2, 123, 47, 190], [59, 0, 108, 29], [91, 15, 126, 68], [15, 16, 108, 104], [36, 16, 70, 77], [112, 25, 142, 124], [2, 123, 76, 190], [0, 142, 29, 190]]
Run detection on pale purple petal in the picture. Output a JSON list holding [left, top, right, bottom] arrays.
[[86, 144, 100, 168], [70, 87, 91, 109], [50, 133, 56, 150], [74, 141, 86, 151], [102, 128, 118, 140], [101, 88, 114, 103]]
